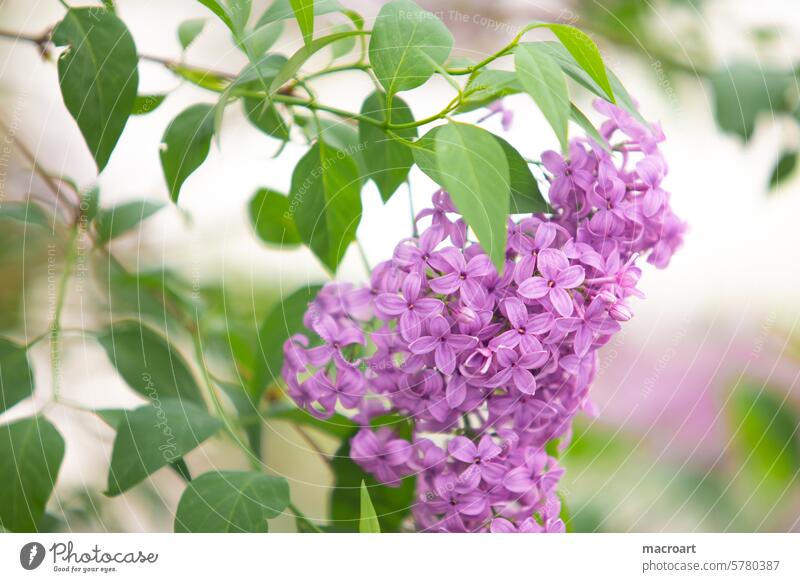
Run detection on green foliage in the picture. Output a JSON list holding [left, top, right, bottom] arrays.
[[178, 18, 206, 50], [431, 121, 511, 270], [359, 480, 381, 533], [160, 104, 215, 202], [95, 200, 166, 242], [289, 140, 362, 272], [0, 338, 35, 413], [515, 43, 570, 152], [264, 403, 357, 438], [768, 150, 798, 191], [493, 135, 549, 214], [249, 188, 302, 247], [96, 321, 205, 404], [106, 399, 222, 496], [369, 0, 454, 96], [0, 417, 65, 532], [710, 64, 798, 140], [175, 471, 290, 532], [132, 94, 167, 116], [728, 381, 800, 502], [459, 70, 521, 113], [330, 439, 415, 532], [251, 284, 323, 396], [53, 7, 139, 171], [0, 200, 53, 230], [289, 0, 315, 46], [359, 92, 417, 202]]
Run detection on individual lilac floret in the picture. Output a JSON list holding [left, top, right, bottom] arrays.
[[281, 98, 686, 533]]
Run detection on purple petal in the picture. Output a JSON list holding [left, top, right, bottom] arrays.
[[556, 265, 585, 289], [502, 297, 528, 329], [512, 367, 537, 394], [448, 436, 477, 463], [429, 272, 461, 295], [517, 277, 549, 300], [399, 310, 422, 342], [414, 297, 444, 316], [534, 222, 557, 249], [401, 272, 422, 302], [408, 335, 438, 355], [537, 248, 568, 280], [375, 293, 407, 316], [435, 344, 457, 374], [477, 435, 502, 460], [518, 350, 548, 369], [549, 287, 574, 317]]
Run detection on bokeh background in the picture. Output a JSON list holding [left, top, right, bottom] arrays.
[[1, 0, 799, 532]]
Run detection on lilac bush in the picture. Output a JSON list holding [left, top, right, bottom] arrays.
[[282, 100, 686, 532]]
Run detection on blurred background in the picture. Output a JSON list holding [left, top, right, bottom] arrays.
[[1, 0, 799, 532]]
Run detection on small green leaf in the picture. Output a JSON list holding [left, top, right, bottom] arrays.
[[257, 0, 343, 27], [493, 136, 548, 214], [289, 140, 362, 273], [107, 400, 222, 496], [369, 0, 454, 96], [132, 94, 167, 116], [411, 125, 445, 185], [0, 338, 35, 413], [768, 150, 798, 190], [269, 30, 368, 94], [248, 188, 302, 246], [251, 284, 323, 397], [95, 200, 165, 242], [289, 0, 315, 46], [197, 0, 251, 37], [243, 97, 289, 140], [540, 24, 614, 102], [515, 43, 570, 152], [178, 18, 206, 50], [96, 321, 205, 404], [175, 470, 290, 532], [238, 21, 284, 57], [0, 417, 65, 532], [0, 200, 52, 230], [52, 7, 139, 172], [433, 121, 511, 270], [330, 24, 357, 59], [458, 70, 522, 113], [299, 116, 368, 181], [359, 480, 381, 533], [160, 104, 215, 202], [359, 92, 417, 202]]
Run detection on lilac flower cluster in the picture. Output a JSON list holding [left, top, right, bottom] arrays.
[[282, 100, 685, 532]]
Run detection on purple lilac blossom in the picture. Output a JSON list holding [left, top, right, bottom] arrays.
[[281, 99, 686, 533]]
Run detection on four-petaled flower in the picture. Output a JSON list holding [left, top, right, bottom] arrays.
[[375, 272, 444, 342], [408, 316, 478, 375], [517, 248, 585, 316], [486, 346, 549, 394]]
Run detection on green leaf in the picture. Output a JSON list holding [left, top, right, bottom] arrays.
[[216, 381, 262, 456], [359, 480, 381, 533], [0, 338, 35, 413], [536, 42, 642, 122], [728, 380, 800, 500], [249, 188, 302, 247], [539, 24, 614, 102], [432, 121, 510, 270], [0, 417, 65, 532], [515, 43, 570, 152], [106, 399, 222, 496], [269, 30, 368, 94], [264, 403, 357, 438], [369, 0, 454, 96], [0, 200, 52, 230], [330, 439, 415, 532], [289, 140, 362, 272], [257, 0, 343, 27], [250, 284, 323, 396], [411, 125, 444, 184], [243, 98, 289, 140], [458, 70, 522, 113], [96, 321, 205, 404], [175, 470, 290, 532], [359, 92, 417, 202], [330, 24, 357, 59], [289, 0, 315, 46], [299, 116, 368, 181], [569, 103, 610, 151], [160, 104, 215, 202], [52, 7, 139, 172], [710, 64, 797, 140], [132, 94, 167, 116], [95, 200, 165, 243], [769, 150, 798, 190], [238, 21, 284, 57], [493, 136, 548, 214], [178, 18, 206, 50], [197, 0, 251, 37]]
